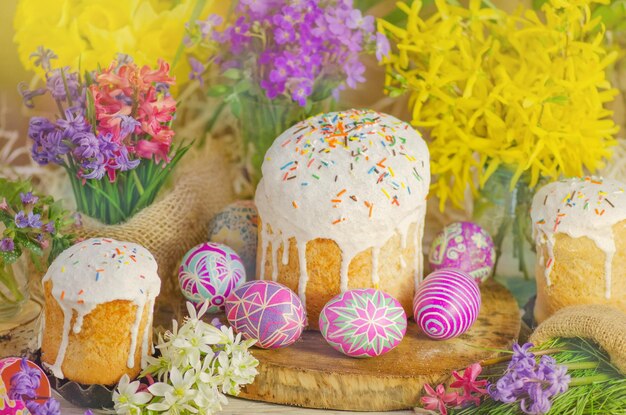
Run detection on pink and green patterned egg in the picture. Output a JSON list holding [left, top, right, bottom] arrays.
[[319, 289, 407, 358], [428, 221, 495, 284], [225, 280, 306, 349], [178, 242, 246, 313], [0, 397, 28, 415], [413, 269, 481, 340]]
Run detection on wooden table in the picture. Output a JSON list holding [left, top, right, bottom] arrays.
[[59, 394, 413, 414]]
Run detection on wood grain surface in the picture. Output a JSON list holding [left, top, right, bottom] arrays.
[[238, 279, 520, 411]]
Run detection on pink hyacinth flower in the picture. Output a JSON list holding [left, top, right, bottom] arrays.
[[450, 363, 488, 406], [421, 384, 458, 415]]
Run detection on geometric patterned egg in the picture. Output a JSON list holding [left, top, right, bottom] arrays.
[[225, 280, 306, 349], [429, 221, 496, 284], [413, 269, 481, 340], [319, 289, 407, 358], [208, 201, 258, 280], [178, 242, 246, 313]]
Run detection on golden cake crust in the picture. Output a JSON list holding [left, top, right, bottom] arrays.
[[534, 220, 626, 324], [257, 221, 418, 329], [41, 282, 152, 385]]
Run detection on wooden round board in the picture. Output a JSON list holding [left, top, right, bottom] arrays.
[[237, 279, 520, 412]]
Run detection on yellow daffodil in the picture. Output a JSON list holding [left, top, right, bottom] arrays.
[[13, 0, 231, 88], [381, 0, 619, 210]]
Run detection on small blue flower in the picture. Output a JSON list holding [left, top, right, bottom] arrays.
[[0, 237, 14, 252], [20, 191, 39, 205], [15, 211, 29, 228]]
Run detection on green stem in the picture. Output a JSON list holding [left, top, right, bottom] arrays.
[[0, 262, 25, 304], [131, 169, 145, 196], [565, 362, 600, 371], [569, 374, 612, 387]]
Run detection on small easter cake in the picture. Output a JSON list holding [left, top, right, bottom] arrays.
[[41, 238, 161, 385], [255, 109, 430, 329], [531, 177, 626, 323]]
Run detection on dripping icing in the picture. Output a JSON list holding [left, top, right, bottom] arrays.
[[42, 238, 160, 379]]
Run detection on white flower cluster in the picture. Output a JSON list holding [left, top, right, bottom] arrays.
[[112, 301, 258, 415]]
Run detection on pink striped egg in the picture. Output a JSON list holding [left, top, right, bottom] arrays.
[[413, 269, 481, 340]]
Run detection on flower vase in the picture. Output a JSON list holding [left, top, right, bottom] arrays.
[[0, 254, 30, 321], [472, 166, 537, 306], [236, 95, 331, 187]]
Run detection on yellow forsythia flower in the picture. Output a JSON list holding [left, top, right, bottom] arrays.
[[381, 0, 619, 210], [13, 0, 231, 88]]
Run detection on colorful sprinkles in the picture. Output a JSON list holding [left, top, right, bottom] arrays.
[[271, 109, 426, 225]]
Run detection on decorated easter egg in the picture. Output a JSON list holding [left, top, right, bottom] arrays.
[[429, 221, 496, 283], [0, 358, 50, 407], [0, 397, 28, 415], [178, 242, 246, 313], [319, 289, 407, 358], [208, 201, 258, 279], [413, 269, 481, 340], [225, 280, 306, 349]]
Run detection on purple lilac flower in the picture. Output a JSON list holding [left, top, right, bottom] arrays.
[[28, 213, 42, 228], [43, 221, 55, 234], [188, 56, 206, 86], [375, 32, 391, 61], [18, 83, 47, 109], [29, 46, 58, 71], [26, 400, 39, 415], [0, 237, 14, 252], [198, 14, 223, 39], [15, 211, 29, 228], [9, 358, 41, 400], [290, 80, 313, 106], [57, 108, 90, 137], [211, 0, 387, 106], [20, 192, 39, 205]]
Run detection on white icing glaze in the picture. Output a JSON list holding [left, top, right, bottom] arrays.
[[255, 109, 430, 303], [531, 177, 626, 298], [42, 238, 160, 379]]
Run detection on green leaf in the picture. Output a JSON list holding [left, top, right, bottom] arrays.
[[222, 68, 243, 80], [233, 79, 253, 94], [532, 0, 549, 10], [207, 84, 230, 97], [543, 95, 569, 105]]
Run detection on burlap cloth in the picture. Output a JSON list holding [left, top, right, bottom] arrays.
[[76, 143, 236, 303], [529, 304, 626, 374]]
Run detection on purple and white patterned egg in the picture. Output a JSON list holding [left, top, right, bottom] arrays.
[[178, 242, 246, 313], [413, 269, 481, 340], [319, 289, 407, 358], [208, 201, 258, 279], [225, 280, 306, 349], [429, 221, 495, 284]]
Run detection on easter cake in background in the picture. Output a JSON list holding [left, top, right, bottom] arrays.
[[254, 109, 430, 329], [531, 177, 626, 323], [41, 238, 161, 385]]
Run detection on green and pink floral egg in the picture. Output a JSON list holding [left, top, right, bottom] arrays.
[[428, 221, 495, 284], [178, 242, 246, 313], [319, 289, 407, 358]]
